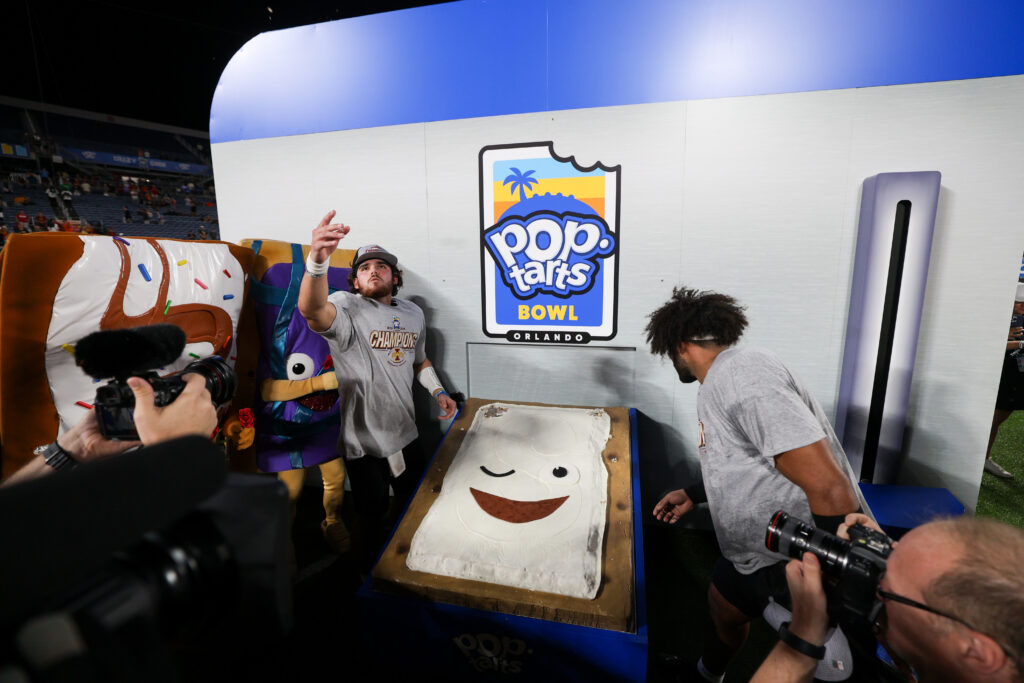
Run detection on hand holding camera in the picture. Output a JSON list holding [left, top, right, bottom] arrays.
[[75, 324, 236, 440], [57, 408, 141, 462], [127, 372, 217, 444], [782, 552, 830, 654], [766, 509, 893, 624]]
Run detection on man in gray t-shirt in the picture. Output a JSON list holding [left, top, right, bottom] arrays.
[[299, 210, 457, 568], [697, 346, 865, 575], [646, 286, 863, 683]]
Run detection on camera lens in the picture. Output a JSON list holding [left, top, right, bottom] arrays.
[[766, 509, 851, 575], [182, 356, 237, 404]]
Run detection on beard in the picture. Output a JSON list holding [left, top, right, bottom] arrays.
[[675, 366, 697, 384], [672, 356, 697, 383], [357, 279, 392, 299]]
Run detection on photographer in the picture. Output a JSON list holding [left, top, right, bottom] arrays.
[[984, 282, 1024, 479], [753, 514, 1024, 683], [3, 374, 217, 487]]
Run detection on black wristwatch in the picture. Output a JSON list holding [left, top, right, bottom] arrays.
[[34, 441, 76, 471], [779, 621, 826, 660]]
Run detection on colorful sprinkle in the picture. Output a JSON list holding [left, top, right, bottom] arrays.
[[114, 236, 130, 245], [76, 401, 93, 409], [223, 269, 232, 278], [164, 300, 171, 315], [137, 263, 151, 281], [177, 259, 188, 266], [61, 344, 75, 355], [189, 352, 201, 359], [223, 294, 234, 300], [194, 278, 208, 290]]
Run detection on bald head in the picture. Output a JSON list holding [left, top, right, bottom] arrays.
[[892, 517, 1024, 681]]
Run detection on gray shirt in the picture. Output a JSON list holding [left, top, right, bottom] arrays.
[[318, 291, 427, 460], [697, 347, 865, 574]]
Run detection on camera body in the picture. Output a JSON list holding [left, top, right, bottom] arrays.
[[766, 510, 892, 621], [94, 355, 237, 440]]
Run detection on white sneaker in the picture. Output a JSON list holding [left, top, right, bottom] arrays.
[[984, 458, 1013, 479]]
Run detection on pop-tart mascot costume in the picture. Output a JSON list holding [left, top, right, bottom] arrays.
[[0, 232, 256, 479], [241, 239, 354, 555]]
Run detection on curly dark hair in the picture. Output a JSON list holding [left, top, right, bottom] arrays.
[[645, 286, 748, 357], [347, 261, 403, 297]]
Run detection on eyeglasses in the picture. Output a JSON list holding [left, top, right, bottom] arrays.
[[875, 589, 1013, 663], [876, 590, 976, 631]]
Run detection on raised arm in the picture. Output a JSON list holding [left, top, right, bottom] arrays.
[[298, 210, 350, 332]]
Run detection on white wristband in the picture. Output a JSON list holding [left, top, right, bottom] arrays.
[[416, 366, 444, 396], [305, 253, 329, 277]]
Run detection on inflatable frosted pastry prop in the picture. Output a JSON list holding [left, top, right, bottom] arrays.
[[0, 234, 253, 477], [407, 403, 611, 599], [42, 236, 247, 432]]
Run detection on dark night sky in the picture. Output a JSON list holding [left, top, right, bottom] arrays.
[[6, 1, 452, 134]]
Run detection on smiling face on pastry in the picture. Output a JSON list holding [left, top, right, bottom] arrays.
[[447, 406, 603, 542], [406, 403, 611, 598]]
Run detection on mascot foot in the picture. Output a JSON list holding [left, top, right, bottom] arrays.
[[322, 519, 352, 554]]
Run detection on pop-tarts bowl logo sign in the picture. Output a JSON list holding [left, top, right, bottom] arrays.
[[480, 142, 620, 343]]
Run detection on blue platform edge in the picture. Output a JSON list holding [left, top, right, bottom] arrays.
[[859, 482, 965, 540], [354, 408, 648, 682], [211, 0, 1024, 143]]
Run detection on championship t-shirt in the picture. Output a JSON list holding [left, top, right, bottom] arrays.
[[318, 291, 427, 460]]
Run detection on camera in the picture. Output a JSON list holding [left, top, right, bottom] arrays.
[[94, 355, 237, 440], [0, 438, 291, 682], [765, 510, 892, 622], [75, 324, 238, 440]]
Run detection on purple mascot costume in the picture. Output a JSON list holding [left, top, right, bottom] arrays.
[[250, 241, 350, 555]]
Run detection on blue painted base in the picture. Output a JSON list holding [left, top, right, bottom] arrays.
[[859, 483, 965, 540], [355, 409, 648, 682], [354, 587, 647, 681]]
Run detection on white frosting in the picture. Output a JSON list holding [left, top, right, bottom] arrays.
[[406, 403, 610, 599]]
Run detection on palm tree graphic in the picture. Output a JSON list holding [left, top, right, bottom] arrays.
[[503, 167, 539, 201]]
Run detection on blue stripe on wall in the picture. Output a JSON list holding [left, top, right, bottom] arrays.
[[210, 0, 1024, 143]]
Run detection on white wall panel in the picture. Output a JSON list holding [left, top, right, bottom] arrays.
[[467, 343, 637, 407], [213, 75, 1024, 512], [847, 78, 1024, 505]]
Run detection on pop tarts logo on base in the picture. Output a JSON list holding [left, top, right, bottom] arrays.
[[480, 142, 620, 343]]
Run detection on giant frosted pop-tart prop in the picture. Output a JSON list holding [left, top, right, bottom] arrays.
[[372, 398, 635, 631], [0, 232, 254, 478]]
